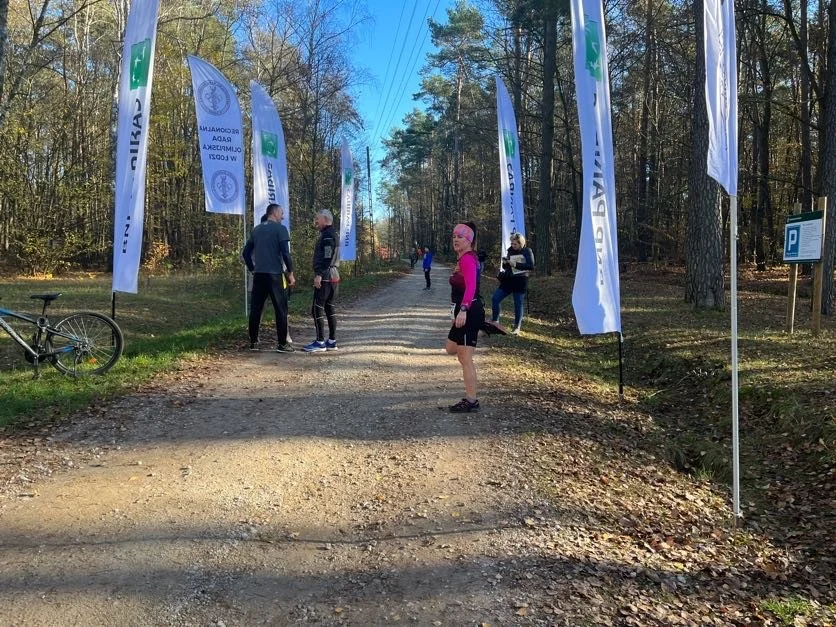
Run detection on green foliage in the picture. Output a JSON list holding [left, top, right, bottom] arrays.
[[12, 228, 98, 276], [761, 597, 815, 625], [141, 242, 174, 276], [0, 267, 404, 428], [195, 247, 243, 279]]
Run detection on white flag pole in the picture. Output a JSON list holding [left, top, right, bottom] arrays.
[[704, 0, 740, 521], [242, 215, 248, 317], [730, 195, 740, 519]]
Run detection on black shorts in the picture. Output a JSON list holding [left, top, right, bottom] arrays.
[[447, 299, 485, 348]]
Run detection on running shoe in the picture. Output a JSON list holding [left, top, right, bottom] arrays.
[[325, 339, 338, 351], [249, 342, 260, 351], [482, 321, 507, 336], [511, 326, 521, 335], [302, 340, 327, 353], [449, 398, 480, 413], [275, 344, 295, 353]]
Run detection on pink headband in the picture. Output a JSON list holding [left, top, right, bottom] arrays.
[[453, 223, 474, 243]]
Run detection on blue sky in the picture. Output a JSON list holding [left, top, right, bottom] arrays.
[[351, 0, 455, 212]]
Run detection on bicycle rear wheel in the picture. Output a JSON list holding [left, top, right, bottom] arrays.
[[48, 312, 124, 376]]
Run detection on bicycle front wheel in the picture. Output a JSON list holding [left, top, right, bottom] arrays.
[[48, 312, 124, 376]]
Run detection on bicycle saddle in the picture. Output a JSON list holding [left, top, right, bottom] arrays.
[[30, 293, 62, 302]]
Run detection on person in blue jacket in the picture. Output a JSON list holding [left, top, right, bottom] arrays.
[[422, 245, 433, 289], [242, 203, 295, 352], [490, 232, 534, 334]]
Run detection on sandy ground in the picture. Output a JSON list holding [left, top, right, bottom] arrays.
[[4, 268, 832, 626], [0, 268, 540, 626]]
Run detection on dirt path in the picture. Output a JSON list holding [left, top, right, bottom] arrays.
[[0, 268, 540, 626], [2, 269, 833, 626]]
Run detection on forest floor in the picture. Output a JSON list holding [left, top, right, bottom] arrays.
[[0, 266, 833, 626]]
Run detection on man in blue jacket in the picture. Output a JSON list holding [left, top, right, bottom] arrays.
[[242, 203, 295, 352], [422, 245, 433, 290]]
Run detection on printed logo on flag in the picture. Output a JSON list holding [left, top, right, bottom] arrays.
[[130, 39, 152, 90], [260, 131, 278, 158], [584, 22, 603, 81], [344, 169, 352, 187], [211, 170, 239, 203], [197, 80, 231, 116], [503, 130, 516, 158]]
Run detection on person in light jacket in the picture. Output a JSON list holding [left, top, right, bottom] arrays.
[[490, 232, 534, 335]]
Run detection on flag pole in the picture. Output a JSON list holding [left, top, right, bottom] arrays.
[[242, 215, 248, 317], [617, 332, 624, 401], [730, 194, 741, 521]]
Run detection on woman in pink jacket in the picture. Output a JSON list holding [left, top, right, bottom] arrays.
[[445, 222, 485, 413]]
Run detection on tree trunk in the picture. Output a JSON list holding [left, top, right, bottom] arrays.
[[755, 0, 773, 270], [635, 0, 655, 262], [0, 0, 9, 105], [536, 13, 556, 275], [818, 0, 836, 314], [800, 0, 812, 210], [686, 0, 725, 309]]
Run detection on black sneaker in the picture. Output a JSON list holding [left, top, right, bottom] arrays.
[[481, 321, 507, 336], [449, 398, 480, 413], [275, 344, 295, 353], [249, 342, 260, 351]]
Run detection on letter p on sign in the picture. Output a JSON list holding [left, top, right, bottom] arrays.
[[785, 225, 800, 259]]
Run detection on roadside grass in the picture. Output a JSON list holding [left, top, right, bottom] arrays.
[[0, 266, 406, 427], [761, 596, 819, 626], [486, 264, 834, 622], [499, 265, 835, 475]]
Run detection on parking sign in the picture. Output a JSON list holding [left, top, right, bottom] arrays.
[[783, 211, 823, 263]]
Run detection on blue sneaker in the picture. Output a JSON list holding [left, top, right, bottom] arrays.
[[303, 340, 327, 353], [325, 339, 338, 351]]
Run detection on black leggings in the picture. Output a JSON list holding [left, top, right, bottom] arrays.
[[249, 273, 288, 345], [424, 269, 431, 288], [312, 282, 337, 341]]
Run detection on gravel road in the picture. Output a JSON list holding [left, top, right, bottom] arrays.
[[0, 268, 540, 626]]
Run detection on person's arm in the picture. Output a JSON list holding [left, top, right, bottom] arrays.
[[313, 235, 330, 279], [514, 247, 534, 271], [277, 228, 293, 274], [323, 231, 339, 273], [278, 238, 295, 286], [242, 238, 255, 272], [458, 253, 478, 308]]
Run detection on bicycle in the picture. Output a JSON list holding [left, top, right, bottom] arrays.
[[0, 293, 124, 378]]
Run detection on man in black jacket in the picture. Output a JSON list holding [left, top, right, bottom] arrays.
[[242, 203, 295, 352], [303, 209, 340, 352]]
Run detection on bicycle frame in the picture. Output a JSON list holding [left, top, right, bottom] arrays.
[[0, 307, 77, 361], [0, 307, 44, 360]]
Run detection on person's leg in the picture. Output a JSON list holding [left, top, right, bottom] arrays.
[[512, 291, 525, 329], [248, 274, 269, 345], [267, 274, 289, 345], [323, 283, 337, 340], [456, 346, 477, 401], [424, 269, 431, 288], [312, 288, 326, 341], [491, 286, 508, 322]]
